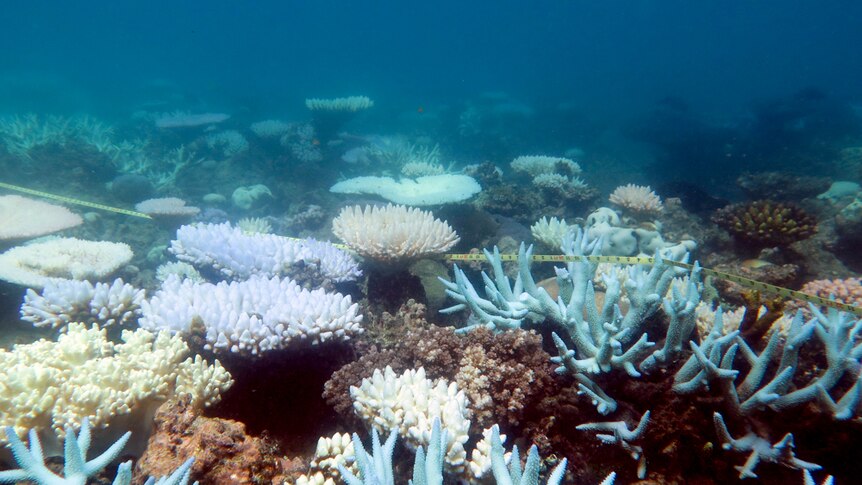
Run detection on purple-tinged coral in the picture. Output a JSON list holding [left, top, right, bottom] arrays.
[[140, 274, 363, 356], [20, 278, 145, 330], [169, 222, 361, 284]]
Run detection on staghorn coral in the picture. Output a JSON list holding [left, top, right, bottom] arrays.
[[0, 417, 131, 485], [440, 229, 698, 414], [712, 200, 817, 248]]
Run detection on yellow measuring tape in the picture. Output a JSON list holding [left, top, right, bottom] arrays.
[[0, 181, 153, 219], [444, 252, 862, 317], [3, 180, 858, 316]]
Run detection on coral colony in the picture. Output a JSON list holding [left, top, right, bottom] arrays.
[[0, 87, 860, 485]]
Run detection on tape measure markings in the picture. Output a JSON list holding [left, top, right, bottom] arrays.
[[0, 181, 152, 219], [3, 181, 856, 315], [443, 252, 862, 316]]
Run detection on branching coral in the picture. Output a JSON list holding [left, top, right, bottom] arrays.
[[576, 411, 650, 479], [439, 227, 698, 414], [0, 418, 131, 485], [0, 418, 197, 485], [713, 412, 821, 479], [0, 323, 232, 440], [140, 274, 363, 356], [20, 278, 145, 331], [488, 424, 568, 485], [675, 307, 862, 420]]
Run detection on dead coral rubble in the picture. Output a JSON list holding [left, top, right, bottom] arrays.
[[135, 396, 290, 484]]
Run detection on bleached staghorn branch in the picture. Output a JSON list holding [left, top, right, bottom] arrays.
[[577, 410, 651, 479], [440, 226, 697, 414], [675, 306, 862, 420], [713, 412, 821, 479]]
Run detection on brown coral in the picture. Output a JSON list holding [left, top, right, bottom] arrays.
[[323, 305, 557, 433], [712, 200, 817, 248]]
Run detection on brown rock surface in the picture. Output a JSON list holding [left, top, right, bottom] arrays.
[[134, 396, 290, 485]]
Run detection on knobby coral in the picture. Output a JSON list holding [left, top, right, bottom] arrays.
[[712, 200, 817, 247]]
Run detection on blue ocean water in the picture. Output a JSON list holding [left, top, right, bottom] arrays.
[[2, 1, 860, 117], [1, 0, 860, 187]]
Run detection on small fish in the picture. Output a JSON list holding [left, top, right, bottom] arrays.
[[311, 138, 321, 146], [417, 106, 424, 113], [741, 259, 773, 269]]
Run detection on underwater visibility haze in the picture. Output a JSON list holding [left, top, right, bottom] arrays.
[[1, 1, 862, 484]]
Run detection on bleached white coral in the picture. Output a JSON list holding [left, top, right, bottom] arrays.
[[0, 195, 83, 241], [609, 184, 663, 214], [467, 427, 510, 481], [305, 96, 374, 112], [530, 216, 571, 248], [350, 366, 471, 470], [206, 129, 249, 157], [170, 222, 361, 283], [0, 322, 232, 442], [250, 120, 291, 138], [155, 261, 204, 283], [236, 217, 273, 235], [292, 432, 357, 485], [20, 278, 145, 330], [0, 238, 133, 288], [511, 155, 581, 177], [532, 173, 590, 199], [401, 160, 446, 177], [135, 197, 200, 218], [332, 204, 459, 262], [330, 174, 481, 206], [140, 274, 363, 356]]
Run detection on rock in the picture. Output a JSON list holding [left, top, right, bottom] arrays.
[[135, 397, 289, 484], [232, 184, 274, 211]]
